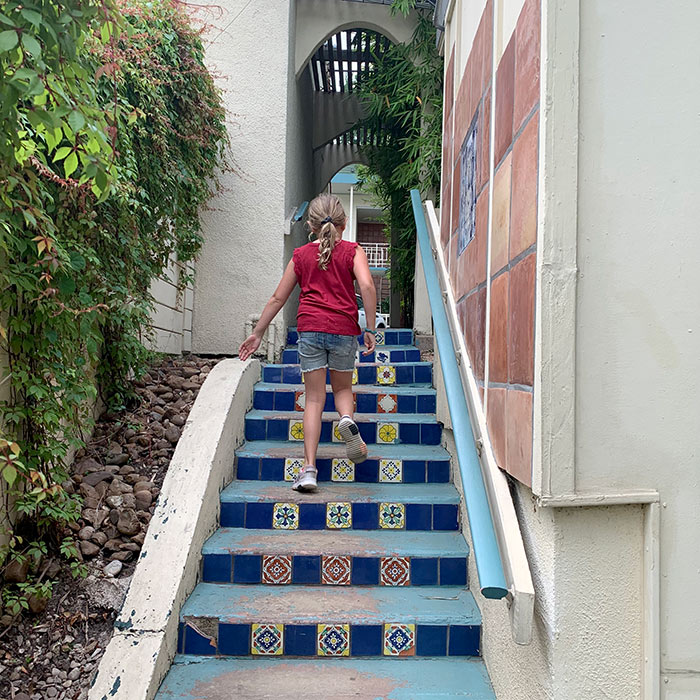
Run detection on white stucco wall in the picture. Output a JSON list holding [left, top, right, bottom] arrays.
[[575, 2, 700, 694]]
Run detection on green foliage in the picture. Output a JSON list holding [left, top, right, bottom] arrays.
[[355, 6, 443, 324], [0, 0, 227, 613]]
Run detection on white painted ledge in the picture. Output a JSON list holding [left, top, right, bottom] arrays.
[[88, 358, 260, 700]]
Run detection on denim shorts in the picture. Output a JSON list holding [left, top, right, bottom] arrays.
[[297, 331, 358, 373]]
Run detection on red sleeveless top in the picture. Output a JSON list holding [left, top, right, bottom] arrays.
[[293, 239, 361, 336]]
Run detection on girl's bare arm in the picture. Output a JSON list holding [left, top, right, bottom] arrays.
[[353, 245, 377, 354]]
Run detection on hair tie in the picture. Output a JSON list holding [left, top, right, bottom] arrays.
[[321, 216, 333, 224]]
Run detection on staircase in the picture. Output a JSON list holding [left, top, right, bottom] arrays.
[[155, 329, 496, 699]]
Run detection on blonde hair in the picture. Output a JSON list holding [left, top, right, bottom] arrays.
[[306, 194, 347, 270]]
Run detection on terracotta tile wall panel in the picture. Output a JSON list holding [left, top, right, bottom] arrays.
[[450, 158, 461, 236], [494, 35, 515, 166], [456, 191, 489, 297], [487, 387, 507, 467], [441, 177, 452, 247], [505, 389, 533, 486], [508, 253, 535, 386], [463, 286, 486, 381], [477, 89, 491, 193], [453, 58, 473, 156], [488, 271, 508, 384], [449, 233, 459, 291], [513, 0, 540, 133], [509, 111, 538, 260], [490, 152, 512, 275]]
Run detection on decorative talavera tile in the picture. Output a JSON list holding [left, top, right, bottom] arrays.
[[377, 366, 396, 385], [380, 556, 410, 586], [262, 555, 292, 585], [379, 502, 405, 529], [284, 458, 304, 482], [331, 459, 355, 482], [273, 503, 299, 530], [379, 459, 403, 483], [352, 368, 358, 385], [332, 421, 343, 443], [377, 393, 398, 413], [252, 623, 284, 655], [375, 350, 391, 365], [289, 421, 304, 441], [294, 390, 305, 411], [383, 623, 415, 656], [375, 331, 385, 346], [326, 502, 352, 529], [321, 555, 351, 585], [317, 624, 350, 656], [377, 422, 399, 444]]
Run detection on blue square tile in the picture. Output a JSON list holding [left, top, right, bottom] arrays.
[[411, 557, 438, 585], [274, 391, 296, 411], [399, 423, 420, 444], [448, 625, 480, 656], [355, 460, 379, 483], [316, 460, 332, 482], [433, 504, 459, 531], [245, 502, 274, 529], [414, 364, 432, 384], [397, 395, 416, 413], [440, 558, 468, 586], [263, 366, 282, 383], [319, 421, 332, 442], [351, 625, 382, 656], [405, 349, 421, 362], [417, 393, 436, 413], [283, 366, 302, 384], [324, 394, 335, 411], [285, 625, 316, 656], [260, 458, 284, 481], [267, 419, 289, 441], [220, 502, 244, 528], [385, 331, 398, 345], [245, 418, 266, 441], [292, 555, 320, 583], [283, 349, 299, 363], [218, 623, 250, 655], [299, 503, 326, 530], [356, 392, 376, 413], [420, 423, 441, 445], [391, 350, 406, 363], [405, 503, 432, 531], [177, 621, 184, 653], [184, 623, 216, 655], [395, 364, 413, 384], [287, 330, 298, 344], [254, 390, 273, 410], [357, 365, 375, 384], [416, 625, 448, 656], [351, 557, 379, 585], [202, 553, 231, 583], [352, 502, 379, 529], [402, 460, 426, 483], [236, 456, 259, 480], [363, 351, 376, 362], [399, 330, 413, 344], [428, 460, 450, 483], [358, 422, 375, 443], [233, 554, 261, 583]]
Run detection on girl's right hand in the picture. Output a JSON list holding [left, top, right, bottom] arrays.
[[362, 331, 376, 355], [239, 333, 261, 361]]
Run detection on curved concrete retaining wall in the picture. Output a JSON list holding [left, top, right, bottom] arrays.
[[88, 358, 260, 700]]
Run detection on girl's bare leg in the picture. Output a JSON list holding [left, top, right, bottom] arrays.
[[303, 368, 326, 466], [330, 369, 354, 419]]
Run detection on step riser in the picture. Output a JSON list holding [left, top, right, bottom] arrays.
[[236, 456, 450, 483], [287, 329, 415, 347], [253, 388, 436, 414], [201, 553, 467, 587], [245, 417, 442, 445], [262, 364, 433, 386], [220, 501, 459, 532], [282, 348, 421, 364], [178, 621, 480, 658]]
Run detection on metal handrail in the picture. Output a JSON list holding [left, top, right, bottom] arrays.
[[411, 190, 535, 643]]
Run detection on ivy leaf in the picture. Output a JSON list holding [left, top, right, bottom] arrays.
[[68, 110, 85, 132], [3, 464, 17, 486], [69, 251, 85, 271], [0, 29, 18, 52], [53, 146, 71, 162], [64, 151, 78, 178], [56, 274, 76, 296], [21, 33, 41, 57]]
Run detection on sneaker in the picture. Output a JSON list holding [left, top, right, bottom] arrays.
[[292, 465, 318, 492], [337, 415, 368, 464]]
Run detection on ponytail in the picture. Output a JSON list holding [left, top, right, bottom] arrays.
[[317, 221, 337, 270], [306, 194, 347, 270]]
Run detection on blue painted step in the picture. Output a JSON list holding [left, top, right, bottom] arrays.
[[287, 327, 415, 346], [283, 345, 421, 364], [253, 381, 437, 414], [219, 482, 460, 532], [155, 656, 496, 699], [177, 584, 481, 658], [201, 529, 468, 586], [262, 362, 433, 385], [245, 410, 442, 445], [235, 441, 451, 483]]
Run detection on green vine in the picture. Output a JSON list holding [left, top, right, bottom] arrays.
[[355, 5, 443, 325], [0, 0, 227, 613]]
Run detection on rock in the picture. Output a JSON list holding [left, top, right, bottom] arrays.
[[14, 693, 30, 700], [181, 367, 200, 378], [4, 558, 29, 582], [27, 592, 49, 613], [109, 550, 133, 562], [134, 490, 152, 510], [164, 426, 180, 443], [104, 559, 122, 578], [91, 531, 107, 546], [102, 464, 121, 474], [124, 473, 143, 485], [119, 464, 136, 475], [136, 435, 150, 447], [74, 458, 101, 476], [78, 526, 95, 541], [181, 380, 199, 391], [123, 429, 136, 440], [155, 439, 170, 451], [44, 558, 62, 579], [108, 509, 119, 525], [79, 483, 98, 500], [68, 668, 80, 681], [84, 572, 131, 609], [82, 471, 114, 487], [133, 481, 155, 493], [83, 507, 109, 528], [1, 614, 14, 625], [150, 411, 164, 423], [82, 496, 99, 510], [166, 375, 186, 390], [79, 541, 100, 558], [131, 532, 146, 545], [170, 414, 186, 427], [116, 509, 140, 536], [119, 542, 140, 552], [61, 480, 76, 494], [105, 495, 123, 509]]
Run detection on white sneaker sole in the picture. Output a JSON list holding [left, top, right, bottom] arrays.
[[338, 419, 368, 464], [292, 475, 318, 492]]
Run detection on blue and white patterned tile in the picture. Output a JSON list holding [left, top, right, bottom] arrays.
[[331, 458, 355, 482], [284, 458, 304, 482], [383, 623, 415, 656], [273, 503, 299, 530], [251, 624, 283, 655], [376, 365, 396, 385], [379, 458, 403, 483], [379, 502, 405, 529], [317, 624, 350, 656], [326, 502, 352, 529]]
